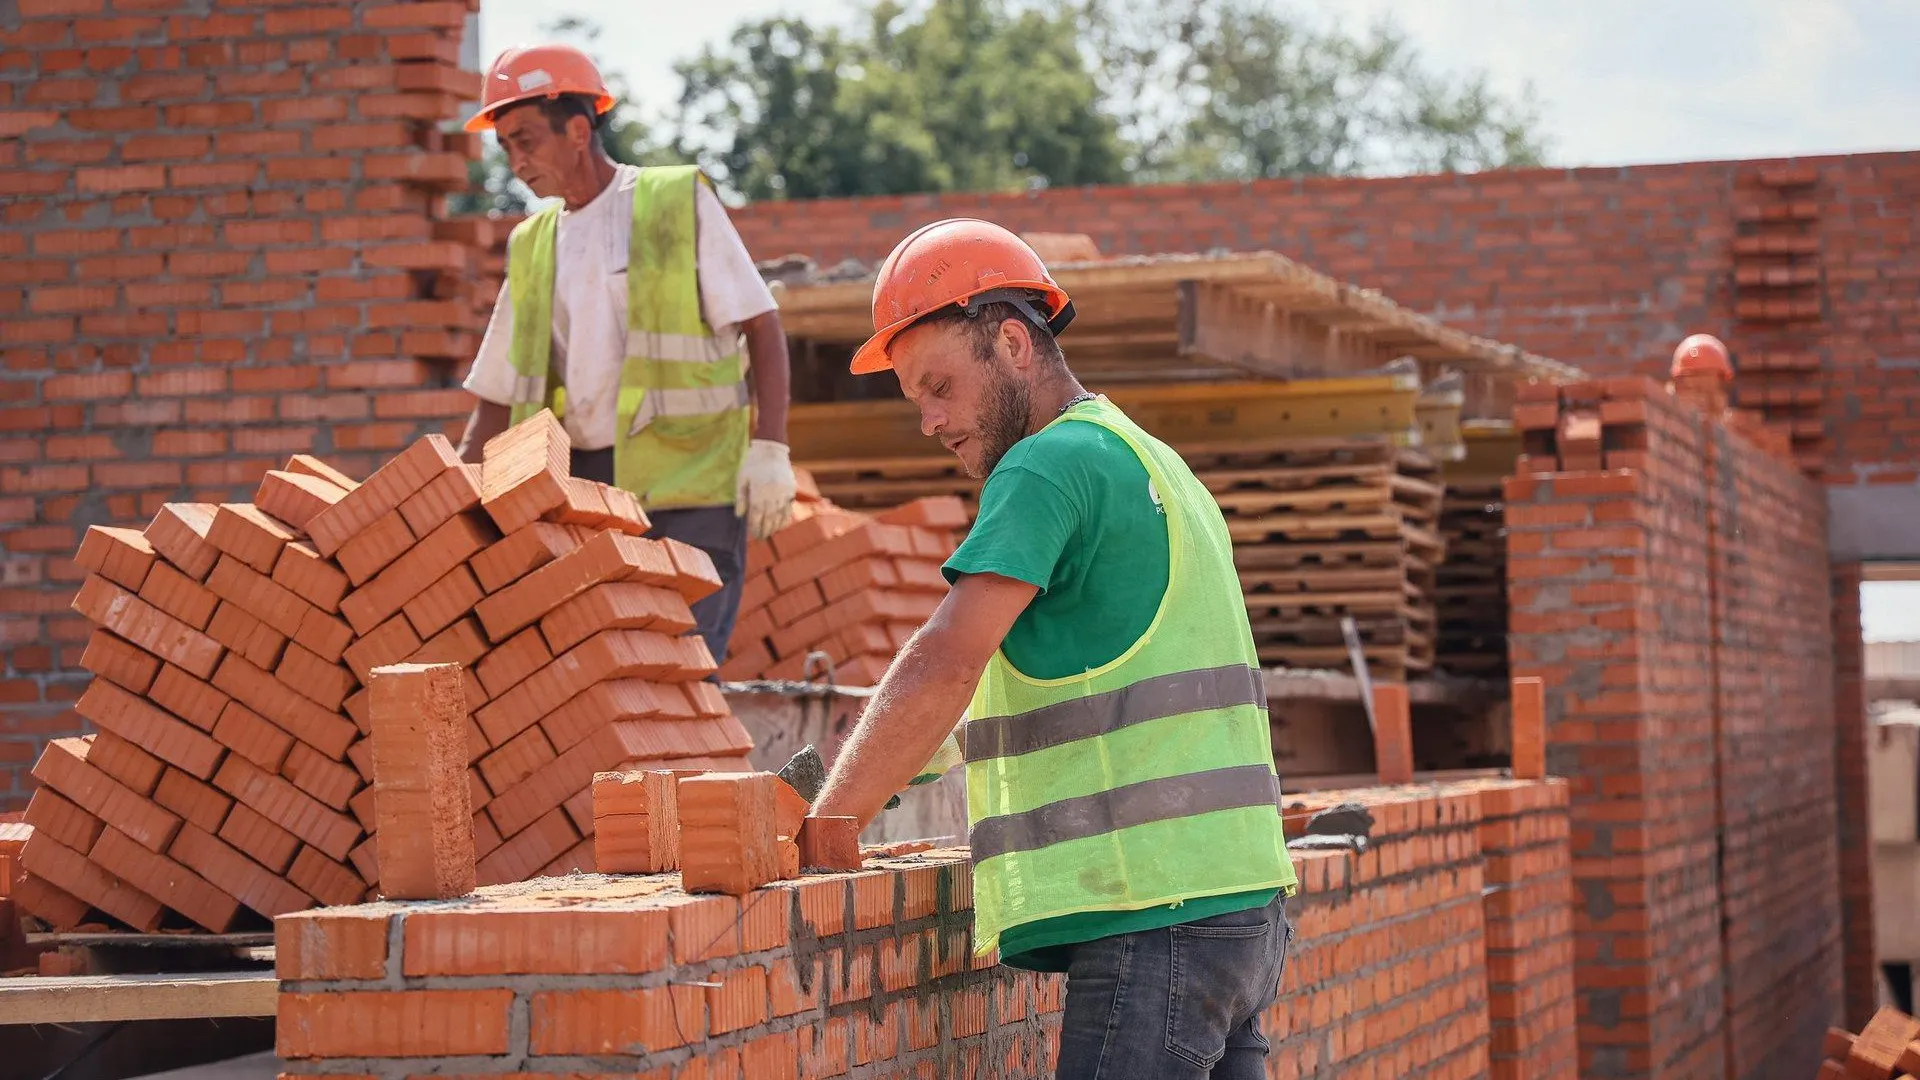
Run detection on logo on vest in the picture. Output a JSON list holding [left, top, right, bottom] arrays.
[[1148, 477, 1165, 515]]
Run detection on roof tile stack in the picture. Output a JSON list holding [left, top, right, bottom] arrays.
[[12, 410, 751, 933], [720, 485, 967, 687]]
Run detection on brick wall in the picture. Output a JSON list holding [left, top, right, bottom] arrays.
[[1504, 384, 1842, 1079], [0, 1, 488, 808], [1830, 563, 1877, 1029], [731, 152, 1920, 485], [274, 779, 1570, 1079]]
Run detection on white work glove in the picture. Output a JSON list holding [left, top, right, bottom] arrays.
[[736, 439, 797, 541]]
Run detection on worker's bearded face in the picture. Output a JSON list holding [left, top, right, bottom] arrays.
[[892, 320, 1035, 479]]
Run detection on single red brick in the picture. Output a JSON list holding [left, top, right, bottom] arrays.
[[86, 730, 165, 795], [71, 575, 223, 679], [409, 615, 489, 668], [820, 558, 899, 602], [207, 503, 296, 574], [479, 409, 571, 536], [368, 662, 475, 900], [276, 641, 357, 713], [592, 774, 679, 874], [661, 538, 723, 604], [20, 832, 164, 931], [137, 560, 222, 631], [213, 654, 357, 760], [275, 906, 391, 979], [769, 580, 827, 630], [278, 989, 515, 1059], [679, 773, 780, 896], [143, 503, 220, 581], [213, 755, 359, 861], [254, 469, 347, 531], [477, 630, 685, 746], [152, 767, 232, 836], [272, 540, 350, 612], [307, 433, 462, 557], [527, 985, 704, 1056], [205, 555, 309, 638], [891, 558, 949, 593], [79, 628, 160, 693], [75, 524, 157, 591], [219, 800, 300, 874], [170, 823, 311, 919], [24, 786, 105, 854], [75, 679, 224, 779], [738, 570, 775, 615], [336, 509, 417, 586], [875, 495, 970, 531], [594, 483, 652, 536], [770, 523, 914, 594], [286, 845, 367, 907], [798, 816, 863, 872], [205, 601, 287, 671], [545, 476, 614, 529], [284, 454, 359, 493], [469, 521, 587, 594]]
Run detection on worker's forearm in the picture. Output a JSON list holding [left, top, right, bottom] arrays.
[[811, 629, 977, 829], [457, 399, 511, 464], [744, 312, 790, 444]]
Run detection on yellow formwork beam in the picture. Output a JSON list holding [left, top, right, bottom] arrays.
[[789, 376, 1422, 463]]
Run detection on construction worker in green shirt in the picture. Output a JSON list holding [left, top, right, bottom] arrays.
[[454, 44, 795, 665], [810, 220, 1298, 1079]]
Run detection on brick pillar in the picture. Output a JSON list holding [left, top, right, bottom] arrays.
[[0, 1, 490, 808], [1831, 563, 1878, 1029]]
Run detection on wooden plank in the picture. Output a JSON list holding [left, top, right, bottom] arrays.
[[0, 970, 276, 1023]]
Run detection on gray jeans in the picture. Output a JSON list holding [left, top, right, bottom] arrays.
[[1054, 895, 1292, 1080], [571, 448, 747, 667]]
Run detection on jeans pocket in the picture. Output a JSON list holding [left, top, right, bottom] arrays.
[[1165, 913, 1275, 1070]]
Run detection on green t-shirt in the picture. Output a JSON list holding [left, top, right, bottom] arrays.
[[942, 410, 1274, 972]]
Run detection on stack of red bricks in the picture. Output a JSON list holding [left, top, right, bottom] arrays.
[[10, 409, 751, 934], [720, 491, 968, 686], [1817, 1008, 1920, 1079], [1514, 375, 1795, 471]]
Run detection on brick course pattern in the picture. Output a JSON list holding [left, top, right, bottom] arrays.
[[276, 778, 1569, 1079], [1504, 381, 1843, 1080], [0, 0, 500, 807]]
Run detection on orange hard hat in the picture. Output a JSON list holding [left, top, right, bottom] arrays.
[[464, 44, 615, 134], [1671, 333, 1732, 380], [850, 218, 1075, 375]]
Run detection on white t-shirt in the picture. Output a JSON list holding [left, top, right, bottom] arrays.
[[464, 166, 779, 450]]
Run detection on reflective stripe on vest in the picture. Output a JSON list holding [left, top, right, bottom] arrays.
[[625, 381, 752, 437], [969, 763, 1281, 862], [964, 664, 1267, 764], [504, 164, 750, 509]]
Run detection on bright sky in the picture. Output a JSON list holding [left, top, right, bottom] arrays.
[[476, 0, 1920, 641], [476, 0, 1920, 167]]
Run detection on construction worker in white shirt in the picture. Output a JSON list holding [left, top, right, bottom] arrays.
[[456, 44, 796, 664]]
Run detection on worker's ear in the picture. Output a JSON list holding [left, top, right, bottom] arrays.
[[998, 317, 1036, 373], [566, 113, 596, 152]]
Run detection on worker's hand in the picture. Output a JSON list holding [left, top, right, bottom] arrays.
[[736, 439, 797, 540]]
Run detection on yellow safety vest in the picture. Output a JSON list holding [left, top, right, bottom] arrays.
[[505, 165, 750, 509], [962, 397, 1297, 956]]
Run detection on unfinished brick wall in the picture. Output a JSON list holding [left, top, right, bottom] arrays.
[[275, 779, 1569, 1079], [0, 1, 487, 808], [1504, 383, 1841, 1080], [1830, 563, 1876, 1029], [732, 152, 1920, 484]]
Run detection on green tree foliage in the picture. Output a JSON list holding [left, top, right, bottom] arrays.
[[673, 0, 1126, 199], [1083, 0, 1547, 181], [462, 0, 1549, 208]]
